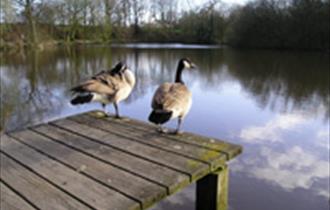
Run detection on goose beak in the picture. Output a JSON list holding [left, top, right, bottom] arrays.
[[190, 62, 197, 69]]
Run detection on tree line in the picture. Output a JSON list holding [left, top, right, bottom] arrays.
[[0, 0, 329, 51]]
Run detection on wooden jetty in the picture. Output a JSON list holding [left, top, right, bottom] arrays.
[[0, 111, 242, 210]]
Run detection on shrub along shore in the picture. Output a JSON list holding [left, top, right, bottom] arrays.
[[1, 0, 329, 52]]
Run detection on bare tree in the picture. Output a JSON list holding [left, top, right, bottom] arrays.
[[131, 0, 144, 35], [152, 0, 178, 25], [63, 0, 88, 41], [119, 0, 131, 27], [1, 0, 16, 24], [103, 0, 116, 41], [15, 0, 38, 45]]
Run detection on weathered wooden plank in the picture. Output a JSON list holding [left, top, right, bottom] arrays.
[[11, 129, 167, 210], [70, 114, 226, 170], [51, 118, 210, 181], [0, 182, 37, 210], [0, 153, 91, 210], [32, 123, 190, 194], [88, 111, 242, 159], [1, 135, 139, 210]]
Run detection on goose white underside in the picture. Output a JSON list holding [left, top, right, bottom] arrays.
[[169, 97, 192, 120], [91, 93, 111, 104]]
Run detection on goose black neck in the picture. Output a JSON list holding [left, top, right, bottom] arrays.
[[175, 61, 185, 83]]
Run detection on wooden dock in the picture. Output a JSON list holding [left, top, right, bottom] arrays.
[[0, 111, 242, 210]]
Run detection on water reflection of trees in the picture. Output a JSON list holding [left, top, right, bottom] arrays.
[[1, 46, 328, 131], [1, 47, 223, 131], [223, 50, 329, 121], [133, 48, 329, 121], [1, 50, 64, 131]]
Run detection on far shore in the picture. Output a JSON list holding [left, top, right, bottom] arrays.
[[1, 40, 329, 54]]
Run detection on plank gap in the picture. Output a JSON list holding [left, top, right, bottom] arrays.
[[17, 129, 145, 210], [31, 125, 175, 194], [103, 114, 237, 159], [0, 150, 97, 210], [49, 122, 195, 182], [69, 117, 214, 167], [0, 180, 40, 210]]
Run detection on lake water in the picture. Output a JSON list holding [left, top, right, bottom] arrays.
[[1, 45, 329, 210]]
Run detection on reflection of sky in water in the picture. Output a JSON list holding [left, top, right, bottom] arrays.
[[1, 46, 329, 210], [153, 74, 329, 210]]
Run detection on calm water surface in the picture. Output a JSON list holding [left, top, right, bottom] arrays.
[[1, 45, 329, 210]]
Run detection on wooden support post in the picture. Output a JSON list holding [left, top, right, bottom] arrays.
[[196, 165, 228, 210]]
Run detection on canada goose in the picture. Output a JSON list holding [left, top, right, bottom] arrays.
[[70, 62, 135, 118], [148, 58, 196, 134]]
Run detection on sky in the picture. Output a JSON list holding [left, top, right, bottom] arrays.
[[185, 0, 250, 7], [0, 0, 251, 23], [175, 0, 250, 14]]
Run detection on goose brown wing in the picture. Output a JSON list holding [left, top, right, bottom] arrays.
[[95, 72, 128, 89], [71, 79, 116, 95], [152, 83, 191, 111], [152, 83, 171, 109], [72, 72, 123, 93]]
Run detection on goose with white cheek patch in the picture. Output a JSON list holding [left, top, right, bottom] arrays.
[[70, 62, 135, 118], [148, 58, 196, 134]]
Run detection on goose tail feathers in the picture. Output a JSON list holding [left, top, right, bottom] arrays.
[[148, 110, 172, 124], [70, 93, 93, 105], [70, 85, 86, 93]]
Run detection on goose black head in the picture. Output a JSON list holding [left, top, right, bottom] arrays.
[[179, 58, 196, 70], [175, 58, 196, 83], [111, 61, 127, 76]]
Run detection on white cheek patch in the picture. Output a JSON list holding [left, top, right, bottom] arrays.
[[183, 60, 191, 68], [121, 65, 127, 71]]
